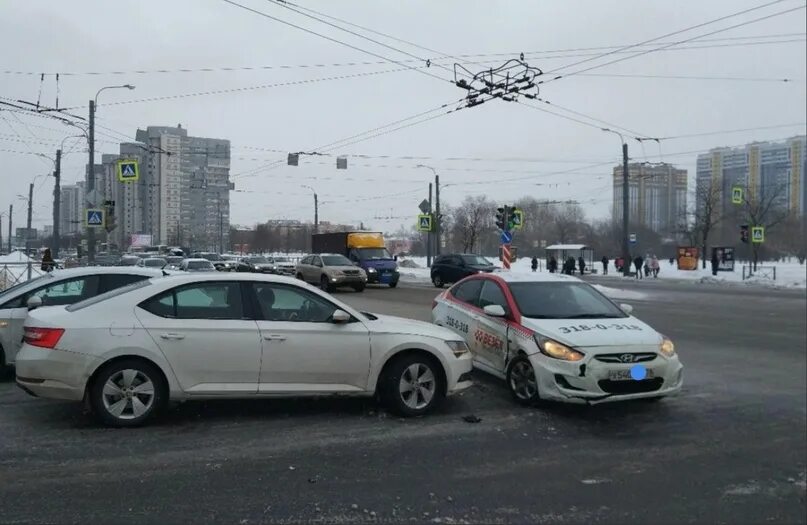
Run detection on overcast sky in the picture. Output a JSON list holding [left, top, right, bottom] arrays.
[[1, 0, 805, 234]]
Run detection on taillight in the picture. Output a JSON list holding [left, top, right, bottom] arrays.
[[23, 327, 65, 349]]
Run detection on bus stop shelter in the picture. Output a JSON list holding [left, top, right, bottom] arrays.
[[545, 244, 595, 274]]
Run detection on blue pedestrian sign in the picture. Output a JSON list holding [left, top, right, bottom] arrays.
[[501, 230, 513, 244], [86, 208, 105, 228], [417, 214, 433, 232], [117, 159, 139, 182], [629, 233, 637, 244]]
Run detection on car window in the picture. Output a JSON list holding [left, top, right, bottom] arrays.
[[68, 279, 153, 311], [322, 255, 352, 266], [461, 255, 491, 266], [28, 275, 100, 307], [140, 282, 244, 319], [450, 256, 463, 266], [451, 279, 483, 306], [252, 283, 338, 323], [0, 275, 49, 308], [100, 273, 151, 293], [312, 257, 322, 267], [478, 280, 508, 310], [188, 260, 214, 270]]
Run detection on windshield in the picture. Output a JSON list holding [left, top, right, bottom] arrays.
[[188, 260, 215, 270], [273, 257, 290, 263], [144, 258, 167, 267], [246, 256, 268, 264], [200, 253, 222, 261], [0, 274, 48, 300], [119, 257, 139, 266], [509, 282, 627, 319], [322, 255, 353, 266], [461, 255, 492, 266], [357, 247, 392, 260]]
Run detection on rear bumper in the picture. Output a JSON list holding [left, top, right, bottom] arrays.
[[14, 344, 101, 402]]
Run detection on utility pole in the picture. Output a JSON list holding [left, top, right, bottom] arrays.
[[52, 149, 61, 258], [313, 192, 318, 234], [217, 196, 223, 253], [6, 204, 11, 253], [434, 173, 441, 256], [26, 182, 33, 280], [621, 142, 630, 277], [87, 99, 96, 264], [427, 182, 433, 267]]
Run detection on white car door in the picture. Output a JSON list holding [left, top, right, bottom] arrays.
[[249, 282, 371, 393], [136, 281, 261, 394], [440, 279, 484, 364], [0, 274, 99, 364], [474, 280, 512, 375]]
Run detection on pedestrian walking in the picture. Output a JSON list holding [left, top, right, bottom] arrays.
[[531, 256, 538, 272], [711, 250, 719, 276], [633, 255, 644, 279], [643, 254, 651, 277], [601, 255, 608, 275], [40, 248, 55, 273], [548, 256, 558, 273], [651, 255, 660, 278], [577, 256, 586, 275]]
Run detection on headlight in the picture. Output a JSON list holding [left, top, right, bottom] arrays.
[[660, 337, 675, 357], [535, 335, 585, 362], [367, 267, 377, 273], [446, 340, 470, 357]]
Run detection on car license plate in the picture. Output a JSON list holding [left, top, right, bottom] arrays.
[[608, 368, 654, 381]]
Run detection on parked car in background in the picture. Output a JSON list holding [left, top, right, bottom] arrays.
[[236, 255, 276, 273], [136, 257, 168, 269], [164, 256, 184, 269], [0, 267, 162, 369], [269, 256, 296, 276], [191, 252, 235, 272], [118, 255, 141, 267], [178, 258, 217, 272], [15, 273, 473, 426], [431, 253, 496, 288], [296, 253, 367, 292]]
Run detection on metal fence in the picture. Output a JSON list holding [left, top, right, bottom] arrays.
[[742, 264, 776, 281], [0, 262, 39, 291]]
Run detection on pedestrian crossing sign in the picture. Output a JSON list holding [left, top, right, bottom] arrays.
[[117, 159, 139, 182], [751, 226, 765, 243], [731, 186, 743, 204], [85, 208, 105, 228], [417, 214, 433, 232]]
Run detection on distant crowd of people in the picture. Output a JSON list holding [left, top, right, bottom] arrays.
[[530, 253, 662, 279]]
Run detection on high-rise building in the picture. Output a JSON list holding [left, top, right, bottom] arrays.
[[612, 162, 688, 235], [59, 184, 82, 235], [696, 136, 806, 218]]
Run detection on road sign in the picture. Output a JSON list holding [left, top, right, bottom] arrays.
[[117, 159, 139, 182], [85, 208, 105, 228], [417, 214, 433, 232], [418, 199, 431, 214], [629, 233, 637, 244], [751, 226, 765, 243], [500, 230, 513, 244], [510, 208, 524, 230], [731, 186, 744, 204]]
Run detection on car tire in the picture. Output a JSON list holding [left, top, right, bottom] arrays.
[[296, 273, 305, 281], [379, 353, 445, 417], [320, 275, 333, 293], [388, 281, 398, 288], [89, 359, 167, 428], [506, 355, 542, 406], [353, 283, 366, 292], [432, 274, 444, 288], [0, 345, 11, 380]]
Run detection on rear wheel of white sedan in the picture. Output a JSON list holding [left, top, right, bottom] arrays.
[[506, 355, 542, 406], [380, 354, 445, 417], [89, 359, 167, 427]]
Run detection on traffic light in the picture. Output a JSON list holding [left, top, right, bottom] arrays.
[[495, 206, 510, 231], [740, 224, 749, 244], [104, 201, 117, 233], [509, 206, 523, 230]]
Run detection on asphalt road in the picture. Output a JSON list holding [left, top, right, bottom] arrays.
[[0, 278, 805, 524]]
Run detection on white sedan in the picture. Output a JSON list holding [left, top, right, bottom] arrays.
[[432, 272, 683, 405], [16, 273, 473, 426]]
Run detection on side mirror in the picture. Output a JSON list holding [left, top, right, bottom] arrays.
[[620, 303, 634, 315], [394, 255, 398, 261], [27, 296, 43, 310], [332, 309, 351, 323], [483, 304, 506, 317]]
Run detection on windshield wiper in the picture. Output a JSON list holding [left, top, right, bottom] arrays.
[[564, 313, 622, 319]]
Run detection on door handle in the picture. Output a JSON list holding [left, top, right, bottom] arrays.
[[263, 334, 287, 341], [160, 333, 186, 340]]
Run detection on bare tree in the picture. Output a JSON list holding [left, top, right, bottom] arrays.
[[687, 180, 724, 268], [775, 213, 807, 264], [448, 196, 494, 253], [553, 204, 585, 244], [738, 182, 790, 270]]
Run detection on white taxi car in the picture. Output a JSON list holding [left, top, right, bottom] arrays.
[[432, 272, 682, 405], [16, 273, 472, 426]]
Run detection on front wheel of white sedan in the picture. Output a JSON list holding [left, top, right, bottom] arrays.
[[380, 354, 445, 417], [506, 355, 542, 406], [89, 359, 167, 427]]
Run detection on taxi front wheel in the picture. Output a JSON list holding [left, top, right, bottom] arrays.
[[506, 355, 542, 406]]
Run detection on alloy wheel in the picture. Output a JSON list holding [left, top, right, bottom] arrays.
[[101, 369, 155, 420], [399, 363, 436, 410], [509, 360, 538, 401]]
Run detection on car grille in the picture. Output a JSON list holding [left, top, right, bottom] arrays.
[[598, 377, 664, 394], [595, 352, 656, 364], [343, 269, 360, 276]]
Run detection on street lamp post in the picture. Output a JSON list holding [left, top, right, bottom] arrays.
[[301, 185, 318, 234], [602, 128, 631, 277], [87, 84, 135, 264], [417, 165, 440, 257]]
